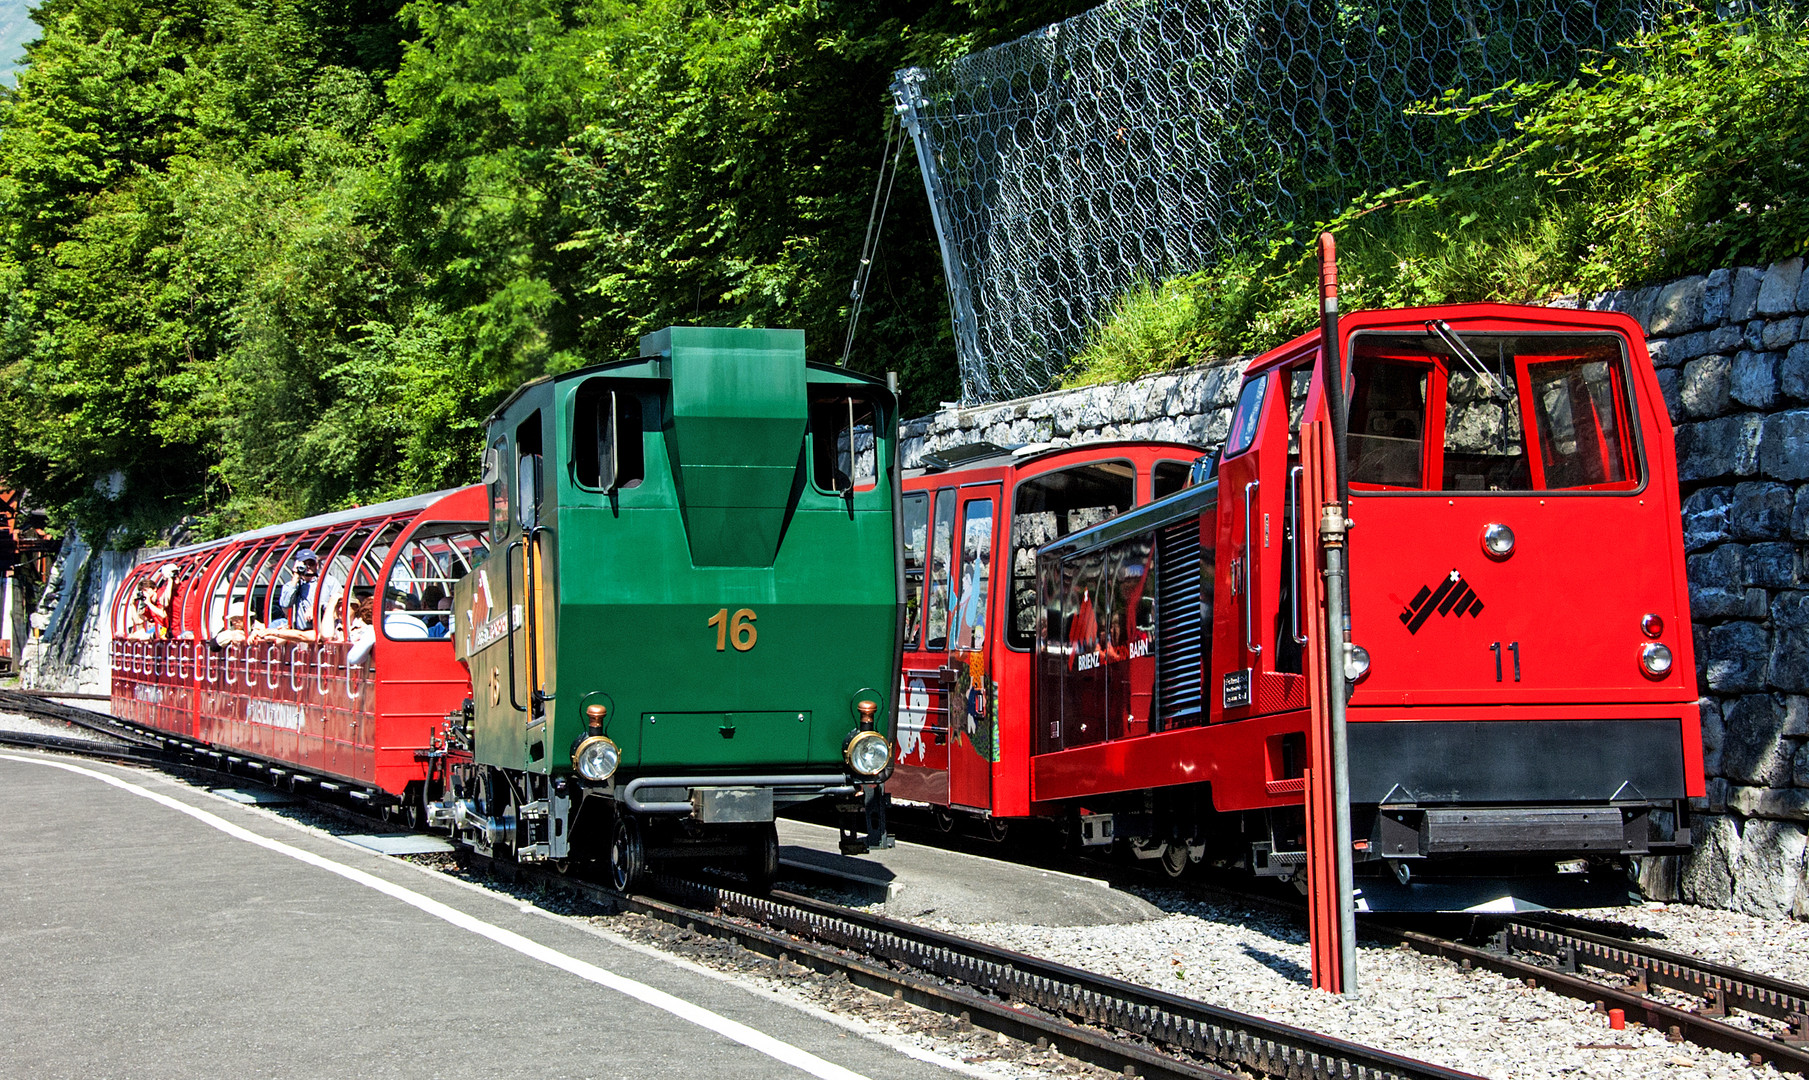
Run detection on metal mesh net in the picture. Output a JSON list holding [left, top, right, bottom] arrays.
[[892, 0, 1656, 403]]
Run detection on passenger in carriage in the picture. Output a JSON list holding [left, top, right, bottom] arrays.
[[147, 565, 176, 638], [420, 583, 450, 638], [345, 596, 377, 666], [124, 584, 158, 640], [382, 588, 431, 640], [211, 603, 263, 649], [125, 575, 171, 640], [260, 548, 344, 644]]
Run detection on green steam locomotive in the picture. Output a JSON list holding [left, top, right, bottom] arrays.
[[435, 326, 900, 890]]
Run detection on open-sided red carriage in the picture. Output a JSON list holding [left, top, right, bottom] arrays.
[[110, 487, 487, 808]]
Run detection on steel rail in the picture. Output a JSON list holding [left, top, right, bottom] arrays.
[[0, 688, 165, 749], [862, 815, 1809, 1074], [0, 728, 174, 768], [1367, 922, 1809, 1074], [695, 878, 1480, 1080], [453, 853, 1479, 1080], [1498, 919, 1809, 1040]]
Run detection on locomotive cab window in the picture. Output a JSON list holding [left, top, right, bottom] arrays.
[[1346, 330, 1640, 494], [1222, 375, 1268, 458], [516, 411, 544, 529], [572, 379, 647, 492], [1346, 356, 1430, 488], [810, 391, 880, 493], [486, 435, 510, 542]]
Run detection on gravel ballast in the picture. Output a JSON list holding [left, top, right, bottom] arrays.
[[886, 885, 1796, 1080]]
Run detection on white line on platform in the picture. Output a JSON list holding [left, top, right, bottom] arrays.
[[3, 754, 874, 1080]]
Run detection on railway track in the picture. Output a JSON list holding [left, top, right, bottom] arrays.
[[860, 809, 1809, 1076], [10, 690, 1808, 1076], [462, 856, 1483, 1080], [1365, 917, 1809, 1075], [0, 689, 407, 827], [1, 691, 1473, 1080]]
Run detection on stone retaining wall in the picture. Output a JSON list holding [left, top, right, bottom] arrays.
[[904, 261, 1809, 918]]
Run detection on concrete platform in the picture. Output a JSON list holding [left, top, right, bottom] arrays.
[[777, 819, 1160, 926], [0, 750, 968, 1080]]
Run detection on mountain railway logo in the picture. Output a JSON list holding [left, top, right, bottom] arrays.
[[1400, 569, 1485, 635]]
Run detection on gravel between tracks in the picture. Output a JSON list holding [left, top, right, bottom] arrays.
[[1564, 902, 1809, 987], [877, 886, 1797, 1080], [0, 706, 125, 742], [0, 708, 73, 737]]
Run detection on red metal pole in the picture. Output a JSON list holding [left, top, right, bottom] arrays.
[[1302, 421, 1346, 994], [1307, 231, 1358, 994]]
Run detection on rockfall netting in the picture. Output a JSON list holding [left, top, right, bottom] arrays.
[[892, 0, 1656, 402]]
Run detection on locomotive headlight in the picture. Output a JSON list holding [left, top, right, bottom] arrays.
[[844, 730, 893, 777], [1639, 642, 1674, 677], [572, 735, 620, 781], [1481, 522, 1515, 558], [1344, 643, 1371, 681]]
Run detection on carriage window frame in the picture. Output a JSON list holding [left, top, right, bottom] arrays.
[[1342, 328, 1649, 498], [1006, 459, 1136, 652], [380, 523, 490, 642], [269, 529, 332, 631], [206, 545, 258, 638], [901, 491, 929, 652], [1152, 460, 1191, 501], [925, 489, 957, 651]]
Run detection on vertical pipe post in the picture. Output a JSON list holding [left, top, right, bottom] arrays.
[[1315, 233, 1357, 994], [893, 72, 983, 404]]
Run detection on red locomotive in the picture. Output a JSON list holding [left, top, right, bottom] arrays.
[[110, 487, 487, 811], [897, 303, 1704, 911]]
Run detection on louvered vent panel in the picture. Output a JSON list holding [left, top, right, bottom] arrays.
[[1156, 519, 1204, 724]]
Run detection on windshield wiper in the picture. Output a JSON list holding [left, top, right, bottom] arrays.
[[1426, 320, 1511, 400]]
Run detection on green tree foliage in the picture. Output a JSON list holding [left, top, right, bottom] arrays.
[[0, 0, 1092, 540], [1065, 4, 1809, 387], [0, 0, 416, 540]]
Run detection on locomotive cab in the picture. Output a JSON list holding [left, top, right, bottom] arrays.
[[440, 327, 902, 890], [1033, 304, 1703, 911]]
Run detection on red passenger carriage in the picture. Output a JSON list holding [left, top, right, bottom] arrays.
[[891, 442, 1205, 820], [110, 488, 487, 807], [899, 304, 1704, 910]]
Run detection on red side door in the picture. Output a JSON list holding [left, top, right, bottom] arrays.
[[893, 486, 954, 803], [947, 484, 1000, 811]]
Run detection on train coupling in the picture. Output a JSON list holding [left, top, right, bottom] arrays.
[[837, 784, 893, 855]]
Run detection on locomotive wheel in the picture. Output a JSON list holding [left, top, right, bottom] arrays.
[[985, 816, 1010, 844], [743, 823, 779, 893], [1159, 842, 1189, 879], [609, 812, 646, 893], [931, 806, 956, 833]]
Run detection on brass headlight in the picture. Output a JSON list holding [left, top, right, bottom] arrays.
[[573, 735, 620, 781], [844, 730, 892, 778]]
